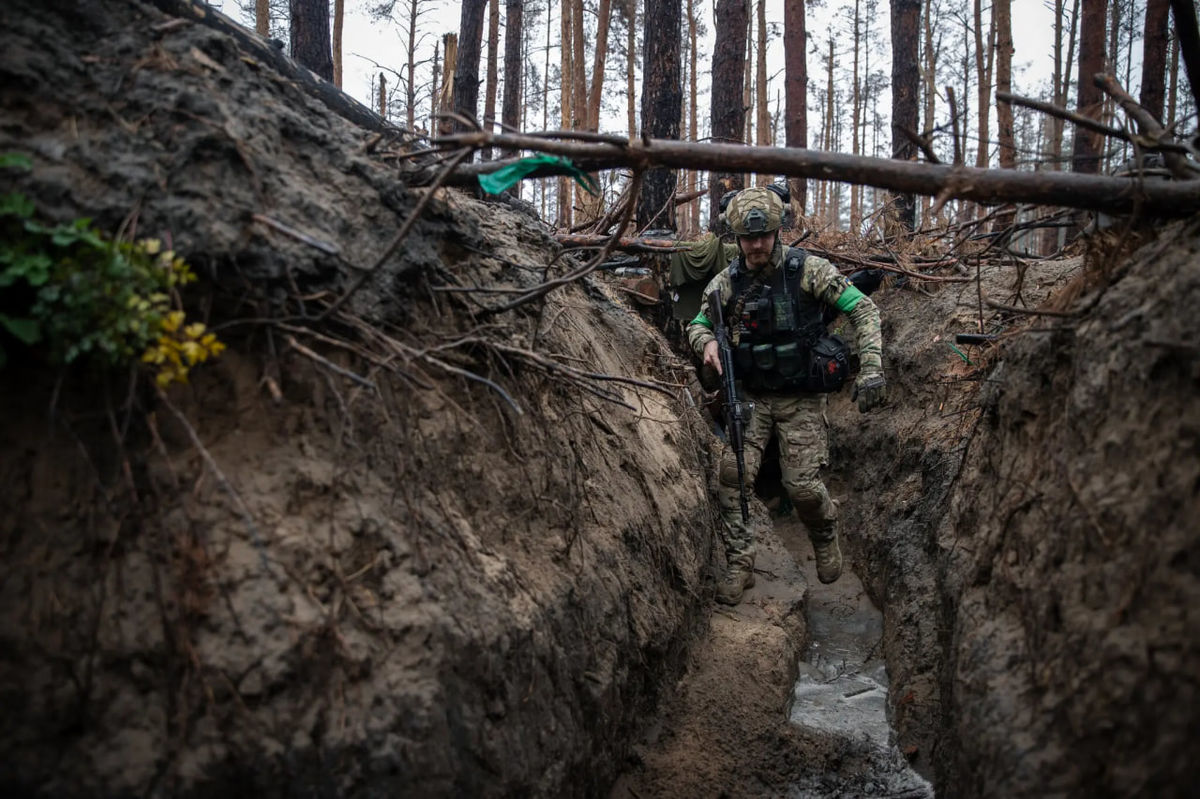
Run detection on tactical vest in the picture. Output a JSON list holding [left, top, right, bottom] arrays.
[[726, 247, 851, 394]]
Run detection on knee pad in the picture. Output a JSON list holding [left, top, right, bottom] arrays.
[[718, 453, 742, 488], [784, 474, 826, 514]]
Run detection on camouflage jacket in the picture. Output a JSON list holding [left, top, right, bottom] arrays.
[[687, 243, 884, 377]]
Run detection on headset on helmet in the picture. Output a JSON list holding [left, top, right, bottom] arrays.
[[721, 184, 794, 236]]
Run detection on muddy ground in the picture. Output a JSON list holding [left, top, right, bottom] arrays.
[[2, 1, 1199, 798]]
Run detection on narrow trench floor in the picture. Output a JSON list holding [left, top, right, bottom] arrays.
[[613, 511, 934, 798], [776, 519, 933, 798]]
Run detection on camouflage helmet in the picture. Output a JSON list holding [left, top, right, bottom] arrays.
[[724, 186, 785, 236]]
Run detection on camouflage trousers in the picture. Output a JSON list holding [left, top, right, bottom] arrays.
[[717, 392, 838, 568]]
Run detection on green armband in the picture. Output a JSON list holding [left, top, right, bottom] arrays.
[[690, 312, 713, 330], [835, 285, 866, 313]]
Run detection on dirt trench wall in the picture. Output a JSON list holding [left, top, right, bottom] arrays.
[[935, 225, 1200, 796], [830, 226, 1200, 797], [0, 2, 717, 796]]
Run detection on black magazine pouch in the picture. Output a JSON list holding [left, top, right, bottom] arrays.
[[735, 341, 754, 372], [775, 341, 802, 378]]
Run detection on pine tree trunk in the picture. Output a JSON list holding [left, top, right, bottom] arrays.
[[255, 0, 269, 36], [332, 0, 343, 87], [454, 0, 488, 141], [289, 0, 334, 82], [995, 0, 1014, 170], [973, 0, 995, 171], [1140, 0, 1170, 123], [588, 0, 613, 132], [638, 0, 681, 231], [571, 0, 587, 130], [824, 35, 835, 226], [406, 0, 417, 130], [755, 0, 770, 188], [1103, 0, 1121, 170], [920, 0, 935, 221], [1072, 0, 1107, 175], [850, 0, 862, 233], [742, 8, 754, 192], [890, 0, 921, 230], [1167, 29, 1179, 126], [627, 0, 637, 139], [571, 0, 588, 219], [543, 7, 551, 216], [559, 2, 573, 227], [431, 39, 441, 134], [709, 0, 748, 226], [783, 0, 808, 217], [482, 0, 499, 156], [378, 73, 387, 118], [994, 0, 1015, 229], [689, 0, 700, 235], [501, 0, 524, 158]]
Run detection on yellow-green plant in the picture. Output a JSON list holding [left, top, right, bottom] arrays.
[[0, 151, 223, 384]]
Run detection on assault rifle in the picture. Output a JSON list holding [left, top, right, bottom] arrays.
[[708, 289, 753, 523]]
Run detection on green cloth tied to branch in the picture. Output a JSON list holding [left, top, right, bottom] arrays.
[[478, 155, 600, 196]]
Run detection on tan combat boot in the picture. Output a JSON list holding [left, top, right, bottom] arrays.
[[715, 562, 756, 605], [812, 533, 842, 584]]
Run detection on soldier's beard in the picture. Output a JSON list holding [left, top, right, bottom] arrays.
[[740, 234, 777, 270]]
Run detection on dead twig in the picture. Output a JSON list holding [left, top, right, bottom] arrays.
[[286, 335, 377, 391], [985, 298, 1078, 318], [251, 214, 340, 255]]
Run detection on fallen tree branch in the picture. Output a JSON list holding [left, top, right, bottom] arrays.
[[996, 90, 1130, 143], [554, 234, 689, 253], [1093, 74, 1200, 180], [431, 131, 1200, 216]]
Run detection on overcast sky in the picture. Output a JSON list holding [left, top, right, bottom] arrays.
[[211, 0, 1076, 140]]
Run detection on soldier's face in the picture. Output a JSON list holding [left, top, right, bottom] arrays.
[[739, 231, 776, 270]]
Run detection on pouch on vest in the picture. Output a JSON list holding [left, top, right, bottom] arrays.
[[752, 343, 776, 372], [735, 342, 754, 372], [775, 341, 802, 377], [807, 335, 851, 392]]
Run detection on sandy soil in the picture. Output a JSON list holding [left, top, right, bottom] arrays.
[[2, 1, 1198, 797]]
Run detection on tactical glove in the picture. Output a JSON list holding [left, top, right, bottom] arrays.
[[852, 372, 887, 413]]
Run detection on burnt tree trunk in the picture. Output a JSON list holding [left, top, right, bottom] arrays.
[[1072, 0, 1107, 175], [783, 0, 808, 217], [890, 0, 921, 230], [501, 0, 524, 158], [709, 0, 749, 227], [289, 0, 334, 82], [1140, 0, 1169, 123], [454, 0, 488, 141], [638, 0, 682, 232], [1169, 0, 1200, 115]]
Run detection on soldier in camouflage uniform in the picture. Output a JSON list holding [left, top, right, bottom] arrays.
[[688, 187, 887, 605]]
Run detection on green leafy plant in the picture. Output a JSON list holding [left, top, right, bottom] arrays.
[[0, 152, 223, 383]]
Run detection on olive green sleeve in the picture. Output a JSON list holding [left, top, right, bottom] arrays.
[[687, 269, 733, 358]]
